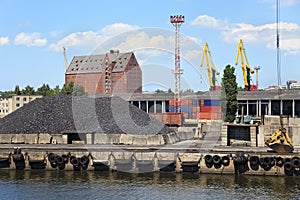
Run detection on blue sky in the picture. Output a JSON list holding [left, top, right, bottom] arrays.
[[1, 0, 300, 92]]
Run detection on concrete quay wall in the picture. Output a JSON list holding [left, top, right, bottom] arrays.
[[0, 144, 299, 177]]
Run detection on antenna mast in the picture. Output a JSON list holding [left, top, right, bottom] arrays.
[[170, 15, 184, 112]]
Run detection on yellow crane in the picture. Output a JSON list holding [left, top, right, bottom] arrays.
[[235, 39, 255, 91], [200, 42, 220, 91]]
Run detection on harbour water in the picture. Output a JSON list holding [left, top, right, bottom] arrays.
[[0, 170, 299, 200]]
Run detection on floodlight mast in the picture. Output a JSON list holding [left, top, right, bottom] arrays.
[[170, 15, 184, 113]]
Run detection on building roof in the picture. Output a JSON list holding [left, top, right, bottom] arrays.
[[238, 90, 300, 100], [65, 52, 134, 75]]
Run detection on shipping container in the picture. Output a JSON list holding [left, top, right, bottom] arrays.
[[180, 99, 190, 106], [204, 99, 220, 106], [169, 99, 177, 106], [200, 106, 221, 113], [192, 106, 199, 113], [198, 112, 221, 120], [169, 105, 179, 113], [192, 99, 199, 107], [181, 105, 189, 113], [200, 99, 204, 106]]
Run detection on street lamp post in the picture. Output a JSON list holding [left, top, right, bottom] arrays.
[[254, 66, 261, 90]]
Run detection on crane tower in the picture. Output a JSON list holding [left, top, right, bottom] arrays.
[[170, 15, 184, 112]]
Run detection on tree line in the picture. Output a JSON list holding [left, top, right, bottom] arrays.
[[1, 82, 86, 97]]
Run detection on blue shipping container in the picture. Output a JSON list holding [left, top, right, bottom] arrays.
[[204, 99, 220, 106], [181, 105, 189, 113], [169, 106, 179, 112]]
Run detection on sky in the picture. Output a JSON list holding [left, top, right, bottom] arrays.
[[1, 0, 300, 92]]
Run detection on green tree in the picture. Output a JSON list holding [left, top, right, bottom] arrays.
[[220, 65, 238, 123], [167, 88, 173, 93], [72, 84, 86, 96], [36, 83, 51, 96], [155, 89, 165, 93], [61, 82, 86, 96], [48, 85, 60, 96], [21, 85, 35, 95], [14, 85, 21, 95], [61, 82, 74, 95]]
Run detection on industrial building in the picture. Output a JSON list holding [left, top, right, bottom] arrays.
[[65, 50, 142, 94], [121, 90, 300, 119]]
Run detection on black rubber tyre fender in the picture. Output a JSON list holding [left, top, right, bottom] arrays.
[[58, 163, 65, 170], [62, 154, 69, 164], [250, 163, 259, 171], [80, 156, 89, 165], [292, 158, 300, 168], [55, 156, 64, 165], [50, 162, 57, 169], [221, 156, 230, 167], [276, 157, 284, 167], [48, 153, 56, 163], [82, 164, 88, 170], [212, 155, 221, 165], [204, 155, 213, 164], [250, 156, 259, 166], [294, 168, 300, 176], [70, 156, 76, 165], [284, 158, 292, 163], [263, 157, 271, 166], [284, 162, 293, 171], [263, 165, 272, 171]]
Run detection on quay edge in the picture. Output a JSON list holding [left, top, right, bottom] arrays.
[[0, 143, 299, 177]]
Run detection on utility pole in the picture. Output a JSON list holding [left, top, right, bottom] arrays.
[[254, 66, 260, 90], [170, 15, 184, 112]]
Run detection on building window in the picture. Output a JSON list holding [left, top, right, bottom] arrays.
[[16, 103, 20, 107], [16, 97, 20, 101], [23, 97, 27, 101]]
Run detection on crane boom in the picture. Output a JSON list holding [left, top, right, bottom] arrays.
[[235, 39, 254, 91], [200, 42, 220, 91]]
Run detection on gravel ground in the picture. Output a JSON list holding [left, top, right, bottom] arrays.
[[0, 94, 173, 135]]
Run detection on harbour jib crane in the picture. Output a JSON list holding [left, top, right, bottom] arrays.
[[235, 39, 256, 91], [200, 42, 220, 91]]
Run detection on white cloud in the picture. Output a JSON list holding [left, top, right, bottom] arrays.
[[0, 36, 9, 46], [190, 15, 228, 29], [191, 14, 300, 55], [48, 23, 138, 52], [14, 32, 47, 47]]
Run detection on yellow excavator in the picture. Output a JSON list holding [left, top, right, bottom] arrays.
[[265, 127, 294, 153], [200, 42, 220, 91]]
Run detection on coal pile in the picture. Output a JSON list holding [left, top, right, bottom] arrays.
[[0, 94, 173, 135]]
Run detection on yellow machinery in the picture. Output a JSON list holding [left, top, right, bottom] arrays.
[[235, 39, 255, 91], [200, 42, 220, 91], [265, 127, 294, 153]]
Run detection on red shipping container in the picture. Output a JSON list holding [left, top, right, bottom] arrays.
[[192, 106, 199, 113], [180, 99, 190, 106], [198, 112, 221, 120], [200, 106, 221, 113], [169, 99, 177, 106]]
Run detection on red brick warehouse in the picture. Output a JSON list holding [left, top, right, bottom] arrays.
[[65, 50, 142, 94]]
